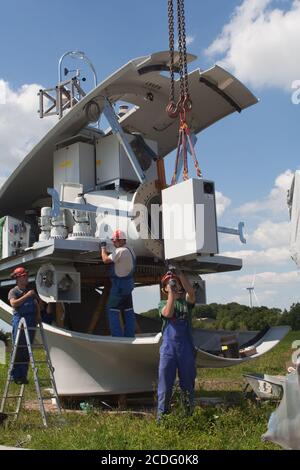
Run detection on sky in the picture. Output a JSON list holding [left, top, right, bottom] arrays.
[[1, 0, 300, 331]]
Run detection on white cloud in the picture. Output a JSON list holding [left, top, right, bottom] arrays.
[[237, 270, 299, 286], [232, 289, 277, 306], [0, 81, 5, 104], [205, 268, 300, 308], [0, 79, 55, 188], [250, 220, 291, 248], [204, 168, 299, 307], [215, 190, 231, 217], [186, 35, 195, 46], [237, 170, 294, 216], [203, 273, 235, 285], [205, 0, 300, 90], [176, 35, 195, 49], [222, 246, 291, 266]]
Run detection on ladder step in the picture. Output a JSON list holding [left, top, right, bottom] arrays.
[[7, 377, 25, 383], [12, 361, 48, 365], [5, 395, 24, 399]]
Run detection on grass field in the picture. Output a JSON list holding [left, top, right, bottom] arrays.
[[0, 331, 299, 450]]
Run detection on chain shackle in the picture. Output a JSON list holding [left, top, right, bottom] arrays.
[[166, 101, 180, 118], [183, 94, 192, 112]]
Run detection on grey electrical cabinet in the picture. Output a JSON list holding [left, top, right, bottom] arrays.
[[95, 133, 158, 187], [162, 178, 219, 261], [53, 142, 95, 194]]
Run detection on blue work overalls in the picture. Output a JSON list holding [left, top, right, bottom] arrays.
[[157, 304, 196, 419], [11, 292, 37, 381], [107, 247, 136, 337]]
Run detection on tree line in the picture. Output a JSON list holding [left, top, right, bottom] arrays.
[[142, 302, 300, 331]]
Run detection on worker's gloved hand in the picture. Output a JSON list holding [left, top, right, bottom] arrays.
[[168, 278, 178, 292], [100, 241, 107, 248], [170, 263, 183, 277], [26, 289, 36, 298]]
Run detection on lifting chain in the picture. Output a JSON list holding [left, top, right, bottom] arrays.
[[166, 0, 201, 184], [166, 0, 192, 119], [167, 0, 176, 114]]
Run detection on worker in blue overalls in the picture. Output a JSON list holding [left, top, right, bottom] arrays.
[[100, 229, 136, 337], [157, 268, 196, 420], [8, 267, 41, 384]]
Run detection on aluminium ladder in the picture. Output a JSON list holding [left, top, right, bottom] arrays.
[[0, 318, 63, 427]]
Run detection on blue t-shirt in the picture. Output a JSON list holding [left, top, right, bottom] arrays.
[[8, 287, 36, 316]]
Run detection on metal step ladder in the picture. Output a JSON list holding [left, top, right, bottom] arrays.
[[0, 318, 63, 427]]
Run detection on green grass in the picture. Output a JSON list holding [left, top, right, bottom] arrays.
[[0, 331, 299, 450]]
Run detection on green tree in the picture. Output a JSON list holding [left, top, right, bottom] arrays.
[[279, 303, 300, 330]]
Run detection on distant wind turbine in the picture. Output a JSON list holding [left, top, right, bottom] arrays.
[[246, 272, 260, 308]]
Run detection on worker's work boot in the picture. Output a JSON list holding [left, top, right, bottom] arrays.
[[0, 412, 8, 425]]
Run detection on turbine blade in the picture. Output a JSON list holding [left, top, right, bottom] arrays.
[[251, 270, 256, 288], [253, 290, 260, 307]]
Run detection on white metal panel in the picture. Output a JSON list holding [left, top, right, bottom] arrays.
[[2, 216, 31, 259], [162, 179, 218, 261], [290, 171, 300, 267], [36, 264, 81, 303]]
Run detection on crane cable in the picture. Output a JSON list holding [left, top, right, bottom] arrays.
[[166, 0, 202, 184]]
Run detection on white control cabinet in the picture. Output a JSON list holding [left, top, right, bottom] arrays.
[[1, 216, 31, 259], [162, 178, 219, 261]]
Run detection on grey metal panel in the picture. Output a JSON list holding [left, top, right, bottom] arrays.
[[54, 142, 95, 193]]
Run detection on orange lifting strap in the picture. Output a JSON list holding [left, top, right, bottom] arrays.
[[171, 109, 202, 186]]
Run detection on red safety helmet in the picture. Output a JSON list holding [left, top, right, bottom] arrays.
[[11, 267, 28, 279], [111, 229, 126, 241], [161, 271, 182, 294]]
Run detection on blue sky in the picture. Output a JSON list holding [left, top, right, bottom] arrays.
[[1, 0, 297, 199], [1, 0, 300, 331]]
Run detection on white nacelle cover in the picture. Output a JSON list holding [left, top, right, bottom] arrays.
[[289, 171, 300, 267], [262, 365, 300, 450]]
